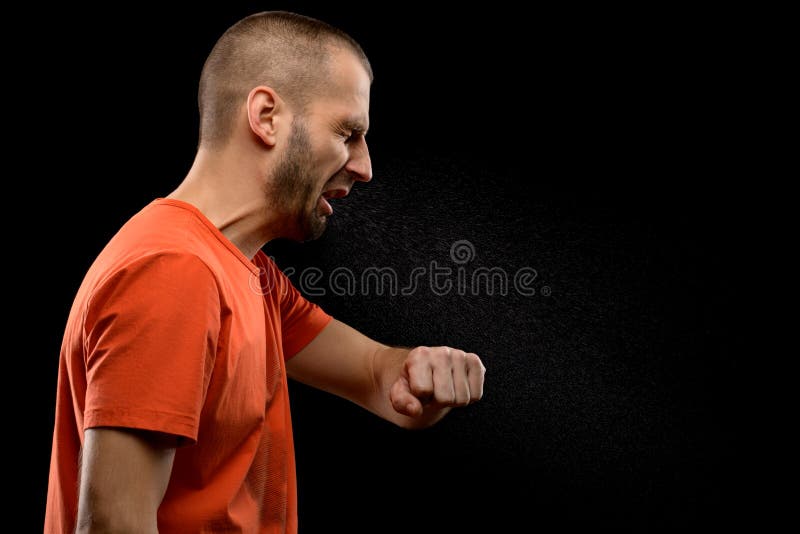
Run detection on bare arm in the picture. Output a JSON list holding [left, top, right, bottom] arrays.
[[76, 428, 176, 533], [286, 319, 485, 429]]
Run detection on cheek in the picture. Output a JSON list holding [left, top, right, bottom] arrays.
[[316, 142, 349, 176]]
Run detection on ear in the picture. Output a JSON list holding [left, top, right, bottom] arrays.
[[246, 86, 286, 147]]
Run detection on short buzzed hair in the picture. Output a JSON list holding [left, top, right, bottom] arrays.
[[198, 11, 372, 148]]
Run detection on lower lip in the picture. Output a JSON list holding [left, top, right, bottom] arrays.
[[318, 196, 333, 216]]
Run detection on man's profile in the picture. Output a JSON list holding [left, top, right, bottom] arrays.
[[45, 11, 485, 533]]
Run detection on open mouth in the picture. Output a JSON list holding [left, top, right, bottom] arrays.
[[318, 187, 350, 216]]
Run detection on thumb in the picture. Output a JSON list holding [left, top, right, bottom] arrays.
[[390, 375, 423, 417]]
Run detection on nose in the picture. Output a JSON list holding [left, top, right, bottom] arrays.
[[345, 136, 372, 182]]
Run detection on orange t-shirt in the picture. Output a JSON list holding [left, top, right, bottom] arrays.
[[45, 199, 332, 533]]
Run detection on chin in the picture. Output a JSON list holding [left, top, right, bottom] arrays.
[[289, 212, 327, 243], [305, 220, 327, 242]]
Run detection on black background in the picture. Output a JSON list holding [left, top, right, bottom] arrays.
[[27, 3, 746, 532]]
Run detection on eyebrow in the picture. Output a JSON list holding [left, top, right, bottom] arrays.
[[335, 117, 369, 136]]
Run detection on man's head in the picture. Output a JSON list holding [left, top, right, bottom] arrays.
[[198, 11, 373, 241]]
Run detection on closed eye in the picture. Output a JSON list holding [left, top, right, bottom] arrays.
[[333, 118, 369, 142], [344, 131, 364, 144]]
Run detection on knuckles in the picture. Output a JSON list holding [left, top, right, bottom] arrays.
[[406, 346, 430, 366], [466, 353, 487, 375], [404, 346, 486, 406], [406, 347, 486, 376]]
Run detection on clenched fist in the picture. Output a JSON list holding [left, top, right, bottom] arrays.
[[389, 346, 486, 417]]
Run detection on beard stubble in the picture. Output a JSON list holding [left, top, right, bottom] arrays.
[[266, 119, 328, 242]]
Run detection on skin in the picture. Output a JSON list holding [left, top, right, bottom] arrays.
[[76, 46, 486, 531]]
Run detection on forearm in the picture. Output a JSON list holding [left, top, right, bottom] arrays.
[[372, 345, 451, 429], [287, 320, 482, 429]]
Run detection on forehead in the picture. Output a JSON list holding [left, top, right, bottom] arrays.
[[310, 48, 371, 130]]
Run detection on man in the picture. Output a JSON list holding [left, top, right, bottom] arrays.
[[45, 11, 485, 533]]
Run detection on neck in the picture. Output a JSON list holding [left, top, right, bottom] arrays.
[[168, 146, 278, 259]]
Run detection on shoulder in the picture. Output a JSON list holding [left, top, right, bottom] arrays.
[[82, 250, 221, 332], [87, 201, 226, 291], [113, 200, 210, 255], [90, 251, 218, 304]]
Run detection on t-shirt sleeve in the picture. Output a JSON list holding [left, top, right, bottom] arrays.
[[260, 254, 332, 360], [82, 252, 220, 444]]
